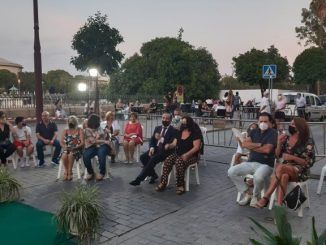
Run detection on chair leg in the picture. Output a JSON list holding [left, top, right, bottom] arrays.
[[268, 190, 277, 210], [57, 159, 63, 180], [317, 166, 326, 195], [236, 192, 241, 203], [298, 205, 303, 218], [12, 153, 18, 169], [76, 159, 81, 180], [304, 182, 310, 208], [195, 164, 200, 185], [185, 167, 190, 192], [32, 155, 37, 168]]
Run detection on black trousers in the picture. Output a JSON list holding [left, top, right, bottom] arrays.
[[0, 143, 16, 164], [137, 150, 167, 181]]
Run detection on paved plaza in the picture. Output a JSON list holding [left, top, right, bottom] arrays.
[[7, 132, 326, 244]]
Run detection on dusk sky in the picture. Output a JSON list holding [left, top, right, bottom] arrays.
[[0, 0, 310, 76]]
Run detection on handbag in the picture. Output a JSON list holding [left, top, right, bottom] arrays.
[[283, 185, 307, 210]]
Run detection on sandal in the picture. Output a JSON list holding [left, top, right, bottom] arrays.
[[67, 172, 73, 181], [155, 183, 166, 192], [255, 196, 269, 209], [175, 186, 185, 195], [63, 172, 68, 181]]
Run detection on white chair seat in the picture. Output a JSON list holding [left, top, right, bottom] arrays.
[[317, 164, 326, 195], [268, 180, 310, 217], [57, 158, 83, 180]]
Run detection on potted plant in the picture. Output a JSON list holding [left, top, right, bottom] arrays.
[[0, 166, 22, 203], [56, 185, 104, 244]]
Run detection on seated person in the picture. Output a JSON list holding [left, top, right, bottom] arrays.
[[171, 108, 182, 130], [123, 112, 143, 163], [13, 116, 34, 167], [0, 111, 16, 166], [255, 117, 315, 208], [36, 111, 61, 166], [101, 111, 121, 163], [213, 100, 226, 117], [155, 116, 202, 195], [227, 112, 277, 207], [60, 116, 84, 181], [83, 114, 111, 181], [129, 113, 177, 186], [115, 99, 124, 111], [201, 101, 212, 117]]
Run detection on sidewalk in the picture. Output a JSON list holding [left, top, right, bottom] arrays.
[[8, 146, 326, 245]]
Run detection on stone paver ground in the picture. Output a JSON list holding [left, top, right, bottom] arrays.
[[7, 143, 326, 245]]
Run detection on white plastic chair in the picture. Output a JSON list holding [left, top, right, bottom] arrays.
[[268, 180, 310, 217], [199, 126, 208, 166], [317, 164, 326, 195], [11, 149, 37, 169], [83, 156, 110, 180], [134, 125, 144, 163], [57, 158, 83, 180]]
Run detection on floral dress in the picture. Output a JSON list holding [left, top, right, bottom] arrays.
[[62, 128, 83, 160], [281, 137, 315, 181]]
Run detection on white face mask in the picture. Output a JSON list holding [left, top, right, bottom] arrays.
[[259, 122, 268, 131], [174, 115, 181, 121]]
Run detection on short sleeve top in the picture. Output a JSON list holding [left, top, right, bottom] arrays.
[[176, 130, 201, 157]]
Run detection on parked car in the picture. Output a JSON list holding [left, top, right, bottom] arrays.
[[319, 95, 326, 105], [282, 92, 326, 121]]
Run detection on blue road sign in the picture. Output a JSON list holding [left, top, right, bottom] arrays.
[[262, 65, 277, 79]]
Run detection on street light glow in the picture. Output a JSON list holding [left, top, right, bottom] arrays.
[[89, 68, 98, 77], [78, 82, 87, 92]]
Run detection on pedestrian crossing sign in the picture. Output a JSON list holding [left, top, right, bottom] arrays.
[[262, 65, 277, 79]]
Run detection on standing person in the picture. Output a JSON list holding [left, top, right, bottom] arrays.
[[233, 92, 241, 113], [255, 117, 315, 208], [101, 111, 121, 163], [13, 116, 34, 167], [274, 94, 287, 130], [123, 112, 143, 163], [129, 113, 177, 186], [225, 90, 234, 119], [155, 116, 202, 195], [60, 116, 84, 181], [295, 93, 306, 118], [36, 111, 61, 166], [259, 91, 271, 115], [227, 112, 277, 207], [83, 114, 111, 181], [0, 111, 16, 166], [164, 92, 173, 113]]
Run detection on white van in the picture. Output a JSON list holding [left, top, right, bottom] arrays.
[[282, 92, 326, 121]]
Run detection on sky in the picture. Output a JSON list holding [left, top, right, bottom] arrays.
[[0, 0, 310, 77]]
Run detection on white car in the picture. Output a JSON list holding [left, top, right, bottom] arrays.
[[282, 92, 326, 121]]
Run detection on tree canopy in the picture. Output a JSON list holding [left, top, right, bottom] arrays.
[[295, 0, 326, 49], [71, 12, 124, 75], [108, 37, 220, 101], [293, 47, 326, 90], [0, 69, 17, 91], [44, 70, 73, 94], [232, 46, 290, 95]]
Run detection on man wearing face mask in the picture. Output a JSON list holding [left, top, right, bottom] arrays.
[[130, 113, 178, 186], [171, 108, 182, 130], [228, 112, 277, 207]]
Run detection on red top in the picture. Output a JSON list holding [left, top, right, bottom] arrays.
[[124, 122, 143, 144]]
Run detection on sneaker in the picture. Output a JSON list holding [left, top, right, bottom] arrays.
[[51, 159, 59, 165], [238, 194, 252, 206], [25, 158, 30, 167], [149, 173, 159, 184], [250, 196, 258, 207], [37, 161, 45, 167], [19, 159, 25, 168]]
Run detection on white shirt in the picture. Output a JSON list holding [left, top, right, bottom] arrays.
[[260, 97, 271, 114], [296, 97, 306, 107], [13, 126, 32, 141], [100, 120, 121, 132]]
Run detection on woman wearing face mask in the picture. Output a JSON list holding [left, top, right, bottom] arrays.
[[60, 116, 84, 181], [0, 111, 17, 165], [274, 94, 286, 130], [255, 117, 315, 208], [155, 116, 202, 195]]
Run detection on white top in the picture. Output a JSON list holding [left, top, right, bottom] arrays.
[[13, 126, 32, 141], [276, 99, 286, 111], [260, 97, 271, 114], [296, 97, 306, 107], [100, 120, 121, 132], [213, 104, 225, 111]]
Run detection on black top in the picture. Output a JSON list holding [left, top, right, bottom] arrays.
[[176, 130, 201, 156], [36, 121, 58, 140], [248, 128, 277, 167], [0, 124, 10, 142]]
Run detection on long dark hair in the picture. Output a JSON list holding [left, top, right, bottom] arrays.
[[181, 116, 202, 136], [293, 117, 310, 147], [87, 114, 100, 129]]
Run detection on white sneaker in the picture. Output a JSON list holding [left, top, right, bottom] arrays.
[[19, 159, 25, 168], [238, 194, 252, 206], [25, 157, 30, 167], [250, 196, 258, 207]]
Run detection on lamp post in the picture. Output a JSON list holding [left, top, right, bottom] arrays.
[[17, 79, 21, 97], [89, 68, 99, 115]]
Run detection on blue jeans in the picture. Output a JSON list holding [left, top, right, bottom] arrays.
[[83, 145, 109, 175], [36, 139, 61, 164]]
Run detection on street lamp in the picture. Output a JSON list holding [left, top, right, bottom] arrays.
[[78, 82, 87, 92], [89, 68, 99, 115], [17, 79, 21, 97]]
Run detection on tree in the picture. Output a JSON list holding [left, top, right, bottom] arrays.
[[71, 11, 124, 75], [108, 37, 220, 101], [44, 70, 73, 94], [232, 46, 290, 96], [293, 47, 326, 92], [18, 72, 36, 92], [0, 70, 17, 92], [295, 0, 326, 49]]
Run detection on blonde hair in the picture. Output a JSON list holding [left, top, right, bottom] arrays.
[[105, 111, 114, 120], [68, 115, 78, 129]]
